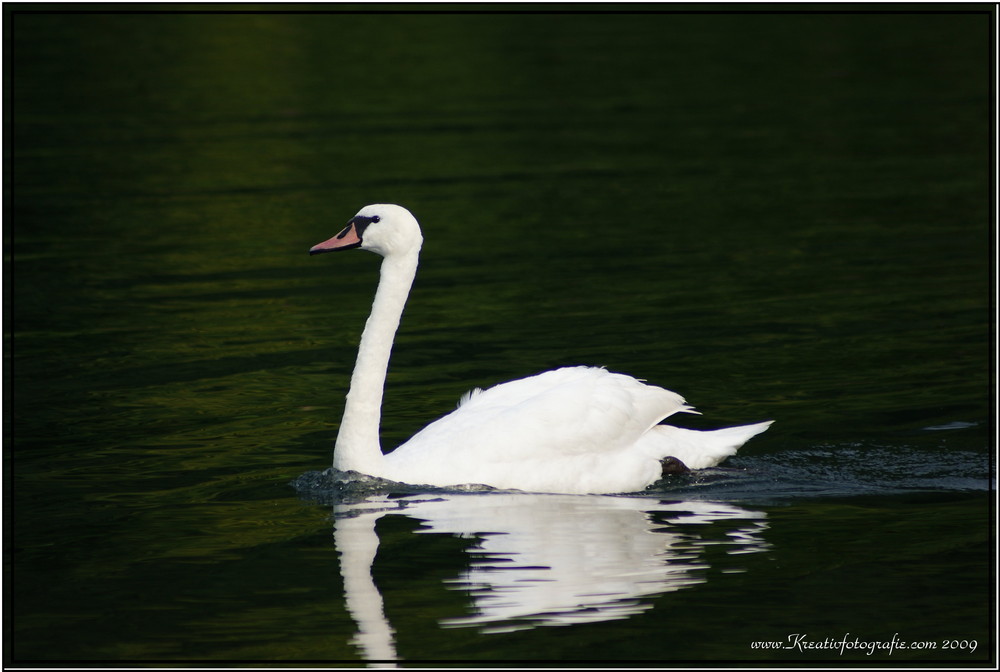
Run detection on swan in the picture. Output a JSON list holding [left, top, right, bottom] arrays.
[[309, 203, 772, 495]]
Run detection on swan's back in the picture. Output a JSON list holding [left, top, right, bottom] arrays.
[[382, 366, 694, 493]]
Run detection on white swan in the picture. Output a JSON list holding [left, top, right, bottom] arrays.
[[310, 204, 772, 495]]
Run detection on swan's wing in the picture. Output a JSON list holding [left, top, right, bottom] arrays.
[[454, 366, 691, 453], [386, 366, 691, 473]]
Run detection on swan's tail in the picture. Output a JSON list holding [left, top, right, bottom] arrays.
[[640, 420, 773, 470]]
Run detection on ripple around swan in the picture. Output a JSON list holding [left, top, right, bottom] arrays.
[[290, 468, 500, 507], [291, 441, 991, 506], [653, 445, 992, 504]]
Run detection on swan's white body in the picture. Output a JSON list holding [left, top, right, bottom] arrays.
[[311, 204, 772, 495]]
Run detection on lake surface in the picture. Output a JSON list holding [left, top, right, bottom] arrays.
[[8, 7, 994, 665]]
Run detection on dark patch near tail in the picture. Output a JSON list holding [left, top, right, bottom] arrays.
[[660, 456, 690, 476]]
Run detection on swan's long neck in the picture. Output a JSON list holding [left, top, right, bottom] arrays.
[[334, 247, 420, 475]]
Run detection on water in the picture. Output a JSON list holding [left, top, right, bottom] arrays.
[[9, 8, 993, 665]]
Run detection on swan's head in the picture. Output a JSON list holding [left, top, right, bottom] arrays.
[[309, 204, 422, 258]]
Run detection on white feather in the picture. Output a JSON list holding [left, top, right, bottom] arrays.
[[457, 387, 484, 408]]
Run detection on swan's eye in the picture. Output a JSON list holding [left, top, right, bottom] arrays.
[[346, 214, 378, 239]]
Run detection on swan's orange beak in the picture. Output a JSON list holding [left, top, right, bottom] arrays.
[[310, 222, 362, 255]]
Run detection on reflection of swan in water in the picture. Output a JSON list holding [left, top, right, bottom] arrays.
[[334, 513, 400, 664], [332, 492, 769, 661]]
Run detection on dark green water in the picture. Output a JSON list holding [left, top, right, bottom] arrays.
[[8, 6, 994, 665]]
